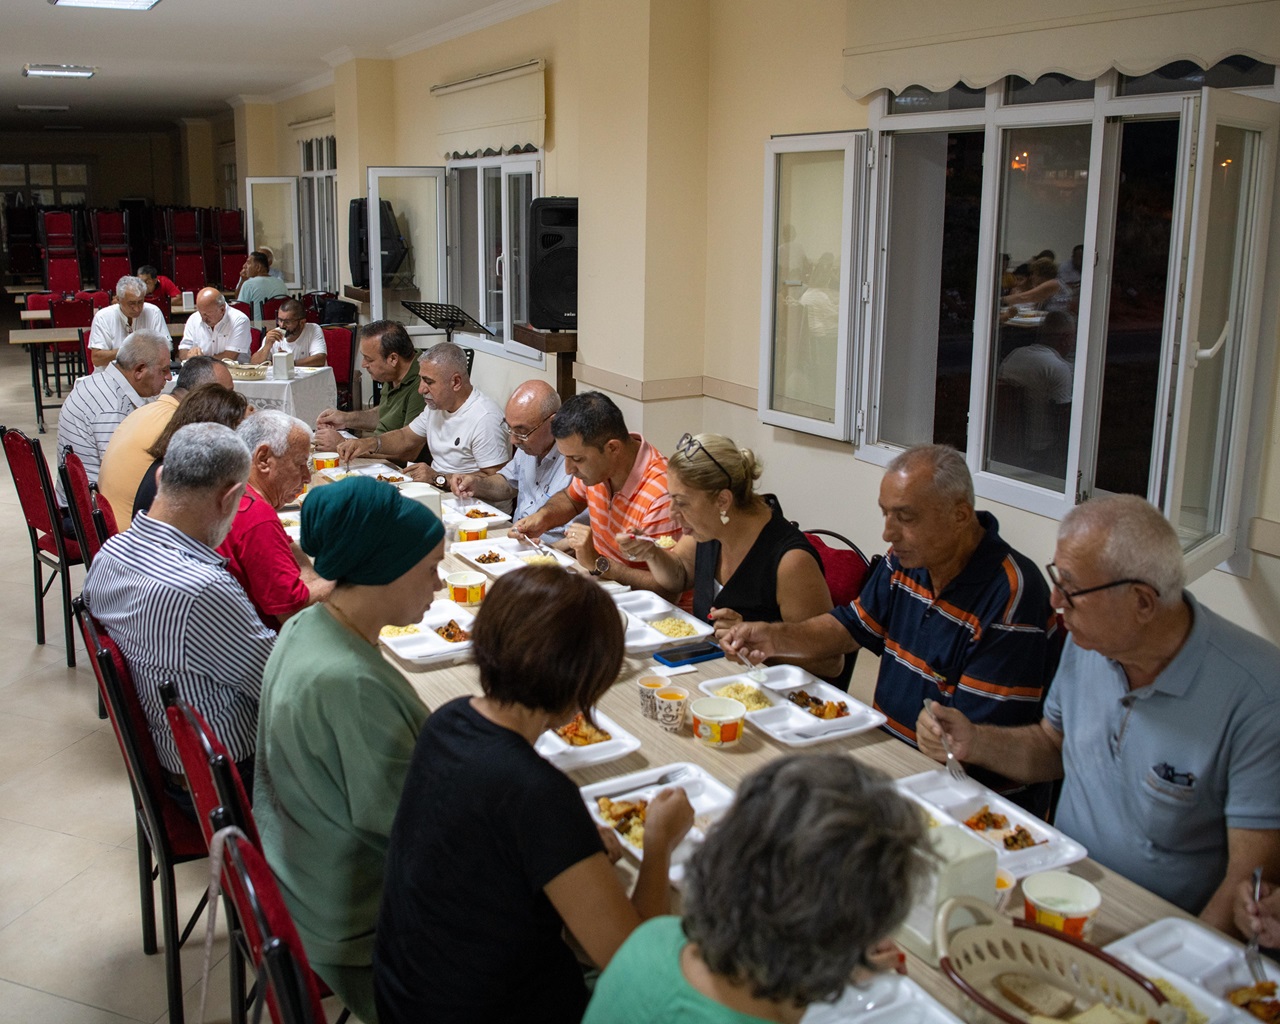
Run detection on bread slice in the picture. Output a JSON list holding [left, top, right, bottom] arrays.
[[996, 972, 1077, 1018]]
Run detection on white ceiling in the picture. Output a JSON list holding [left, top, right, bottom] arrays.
[[0, 0, 549, 133]]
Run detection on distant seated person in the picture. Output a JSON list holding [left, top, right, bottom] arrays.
[[249, 298, 327, 367], [136, 264, 180, 300], [336, 341, 508, 488], [996, 310, 1076, 477], [617, 432, 842, 680], [235, 250, 289, 319], [374, 567, 694, 1023], [515, 391, 683, 601], [257, 245, 285, 281], [450, 380, 587, 544], [313, 320, 425, 450], [179, 287, 252, 361], [98, 355, 233, 529], [917, 495, 1280, 934], [1002, 255, 1072, 315], [584, 755, 928, 1024], [218, 411, 333, 631], [133, 383, 249, 521], [87, 274, 169, 368]]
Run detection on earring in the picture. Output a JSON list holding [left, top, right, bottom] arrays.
[[719, 509, 730, 525]]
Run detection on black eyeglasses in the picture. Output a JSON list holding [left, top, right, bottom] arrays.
[[675, 432, 732, 488], [1045, 562, 1157, 608], [501, 412, 552, 443]]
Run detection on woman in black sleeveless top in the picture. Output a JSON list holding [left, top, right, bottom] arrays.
[[617, 432, 843, 680]]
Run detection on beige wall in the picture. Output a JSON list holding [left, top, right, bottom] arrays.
[[178, 119, 216, 207]]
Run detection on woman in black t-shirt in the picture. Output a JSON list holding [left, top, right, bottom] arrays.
[[373, 567, 694, 1024]]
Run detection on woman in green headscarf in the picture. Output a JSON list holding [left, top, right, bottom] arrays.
[[253, 476, 446, 1024]]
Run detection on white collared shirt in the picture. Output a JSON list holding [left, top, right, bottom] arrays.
[[88, 302, 168, 350], [270, 322, 327, 361], [182, 305, 252, 356]]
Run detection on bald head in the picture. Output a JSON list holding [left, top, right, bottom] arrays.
[[196, 287, 227, 327], [504, 380, 561, 456]]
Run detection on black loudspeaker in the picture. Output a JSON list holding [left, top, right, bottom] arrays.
[[528, 197, 578, 330], [348, 198, 408, 289]]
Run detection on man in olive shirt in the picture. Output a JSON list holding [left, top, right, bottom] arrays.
[[313, 320, 425, 450]]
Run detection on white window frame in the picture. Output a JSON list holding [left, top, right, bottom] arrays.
[[366, 166, 448, 340], [244, 176, 301, 290], [446, 152, 544, 368], [298, 135, 338, 293]]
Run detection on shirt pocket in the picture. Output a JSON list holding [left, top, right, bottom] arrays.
[[1137, 766, 1198, 851]]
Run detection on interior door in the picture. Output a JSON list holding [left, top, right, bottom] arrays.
[[367, 166, 447, 341], [245, 177, 301, 289]]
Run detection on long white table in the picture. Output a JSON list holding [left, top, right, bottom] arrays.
[[231, 366, 336, 426]]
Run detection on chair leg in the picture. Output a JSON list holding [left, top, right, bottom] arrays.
[[137, 821, 158, 955], [59, 563, 75, 668], [158, 862, 186, 1024], [31, 551, 45, 647], [228, 924, 247, 1024]]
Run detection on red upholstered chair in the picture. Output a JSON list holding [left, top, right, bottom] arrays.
[[77, 328, 95, 377], [24, 292, 64, 397], [171, 252, 205, 292], [261, 297, 287, 323], [46, 297, 93, 392], [1, 427, 82, 666], [250, 327, 264, 356], [74, 598, 208, 1024], [320, 324, 356, 411], [93, 491, 120, 545], [801, 528, 879, 691], [230, 300, 252, 320], [58, 447, 107, 569], [75, 289, 111, 309], [144, 291, 172, 319], [219, 248, 248, 291]]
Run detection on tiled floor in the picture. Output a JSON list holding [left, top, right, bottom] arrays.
[[0, 293, 348, 1024]]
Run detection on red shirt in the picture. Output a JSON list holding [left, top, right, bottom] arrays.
[[217, 484, 308, 631], [152, 275, 181, 299]]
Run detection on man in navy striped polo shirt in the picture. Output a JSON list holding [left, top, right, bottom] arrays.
[[83, 422, 276, 801], [725, 444, 1056, 793]]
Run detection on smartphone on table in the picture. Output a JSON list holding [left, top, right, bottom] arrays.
[[653, 640, 724, 667]]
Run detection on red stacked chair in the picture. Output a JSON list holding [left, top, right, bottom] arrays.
[[144, 291, 172, 319], [167, 208, 205, 292], [75, 288, 110, 309], [261, 297, 287, 323], [92, 210, 132, 291], [49, 298, 93, 386], [39, 210, 82, 293], [207, 208, 248, 290], [321, 325, 357, 410]]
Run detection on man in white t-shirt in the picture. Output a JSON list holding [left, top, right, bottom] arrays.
[[336, 340, 509, 488], [87, 275, 169, 368], [179, 287, 253, 361], [249, 298, 327, 367]]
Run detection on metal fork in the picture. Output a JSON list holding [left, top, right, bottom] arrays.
[[1246, 866, 1268, 984], [924, 698, 968, 781]]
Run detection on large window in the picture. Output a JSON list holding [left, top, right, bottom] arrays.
[[761, 60, 1279, 578], [299, 135, 338, 293]]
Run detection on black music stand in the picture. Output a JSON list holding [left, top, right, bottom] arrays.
[[401, 301, 494, 344]]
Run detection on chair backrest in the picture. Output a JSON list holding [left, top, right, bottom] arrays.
[[212, 209, 244, 245], [50, 297, 94, 329], [78, 328, 95, 376], [94, 491, 120, 544], [76, 289, 111, 309], [41, 210, 76, 248], [219, 250, 247, 291], [144, 291, 172, 318], [250, 327, 264, 355], [26, 292, 55, 313], [261, 298, 287, 323], [169, 209, 201, 247], [59, 447, 104, 567], [162, 683, 261, 849], [208, 815, 328, 1024], [230, 300, 252, 320], [320, 325, 354, 386], [802, 529, 875, 609], [46, 253, 82, 294], [3, 427, 62, 540], [93, 209, 128, 246]]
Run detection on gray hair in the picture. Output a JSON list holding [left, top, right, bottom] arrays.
[[115, 275, 147, 300], [421, 340, 470, 379], [887, 444, 974, 507], [1059, 494, 1185, 606], [669, 432, 762, 509], [683, 755, 930, 1007], [116, 331, 171, 370], [174, 355, 222, 391], [237, 409, 311, 457], [158, 423, 250, 495]]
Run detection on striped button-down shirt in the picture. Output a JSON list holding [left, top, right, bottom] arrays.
[[566, 435, 679, 567], [55, 362, 150, 503], [82, 513, 276, 772]]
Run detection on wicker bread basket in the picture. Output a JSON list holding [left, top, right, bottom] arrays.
[[935, 897, 1184, 1024], [222, 360, 268, 381]]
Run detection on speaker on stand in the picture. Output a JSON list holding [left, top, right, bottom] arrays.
[[528, 197, 578, 330]]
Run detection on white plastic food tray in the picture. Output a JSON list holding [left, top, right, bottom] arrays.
[[698, 665, 886, 747], [895, 769, 1087, 878], [450, 536, 574, 577], [440, 496, 511, 528], [534, 708, 641, 772], [318, 461, 407, 482], [378, 599, 475, 666], [801, 973, 965, 1023], [611, 591, 713, 654]]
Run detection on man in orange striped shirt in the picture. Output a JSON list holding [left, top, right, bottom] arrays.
[[514, 391, 684, 603], [725, 444, 1055, 800]]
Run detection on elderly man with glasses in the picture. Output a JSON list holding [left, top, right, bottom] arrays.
[[249, 298, 327, 367], [918, 494, 1280, 933], [451, 380, 587, 544]]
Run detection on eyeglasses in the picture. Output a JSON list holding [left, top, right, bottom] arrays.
[[1045, 562, 1157, 608], [276, 317, 303, 327], [501, 412, 552, 443], [675, 432, 732, 488]]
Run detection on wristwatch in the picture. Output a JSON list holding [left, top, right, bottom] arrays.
[[433, 473, 447, 489], [590, 556, 610, 578]]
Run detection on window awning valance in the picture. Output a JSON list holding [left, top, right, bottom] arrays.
[[842, 0, 1280, 100], [432, 58, 545, 159]]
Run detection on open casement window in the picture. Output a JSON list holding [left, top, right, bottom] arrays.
[[758, 132, 866, 440], [245, 177, 302, 290], [849, 68, 1280, 579], [367, 166, 448, 342]]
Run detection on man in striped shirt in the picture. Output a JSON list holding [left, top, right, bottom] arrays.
[[82, 422, 276, 796], [514, 391, 683, 602], [725, 445, 1056, 794], [54, 330, 171, 506]]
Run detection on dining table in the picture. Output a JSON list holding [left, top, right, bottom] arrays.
[[232, 365, 336, 426], [355, 514, 1208, 1020]]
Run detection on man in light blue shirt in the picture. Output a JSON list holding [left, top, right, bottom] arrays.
[[450, 379, 586, 542], [918, 495, 1280, 935], [235, 251, 288, 319]]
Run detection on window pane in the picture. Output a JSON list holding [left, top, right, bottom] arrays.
[[879, 130, 983, 450], [0, 164, 25, 187], [985, 123, 1090, 488], [1174, 124, 1258, 549], [58, 191, 86, 207], [1006, 74, 1093, 105], [29, 164, 52, 186], [1094, 120, 1179, 497], [31, 188, 54, 205], [247, 181, 297, 283], [55, 164, 86, 186], [1119, 55, 1274, 95], [483, 166, 503, 336], [769, 150, 844, 422], [299, 177, 316, 290], [375, 175, 441, 303], [889, 84, 985, 114], [450, 167, 480, 324], [506, 171, 532, 328]]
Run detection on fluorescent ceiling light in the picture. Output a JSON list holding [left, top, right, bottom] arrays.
[[48, 0, 162, 8], [17, 104, 71, 112], [22, 64, 97, 78]]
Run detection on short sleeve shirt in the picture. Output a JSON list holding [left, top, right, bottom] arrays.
[[375, 359, 426, 435], [498, 445, 584, 543], [566, 435, 680, 567], [1045, 593, 1280, 913], [405, 387, 510, 474], [216, 484, 310, 631], [270, 322, 327, 361], [88, 301, 168, 351], [181, 305, 252, 356]]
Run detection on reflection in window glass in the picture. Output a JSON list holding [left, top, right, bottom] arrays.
[[986, 123, 1089, 489], [1094, 120, 1178, 498], [450, 167, 480, 324], [1119, 55, 1274, 95], [247, 182, 297, 282], [31, 188, 54, 205], [0, 165, 25, 187], [56, 164, 86, 186], [376, 176, 441, 303], [879, 130, 983, 451], [506, 172, 532, 331], [889, 84, 984, 114], [29, 165, 52, 186], [768, 150, 844, 422], [1006, 74, 1093, 105], [59, 191, 85, 206]]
